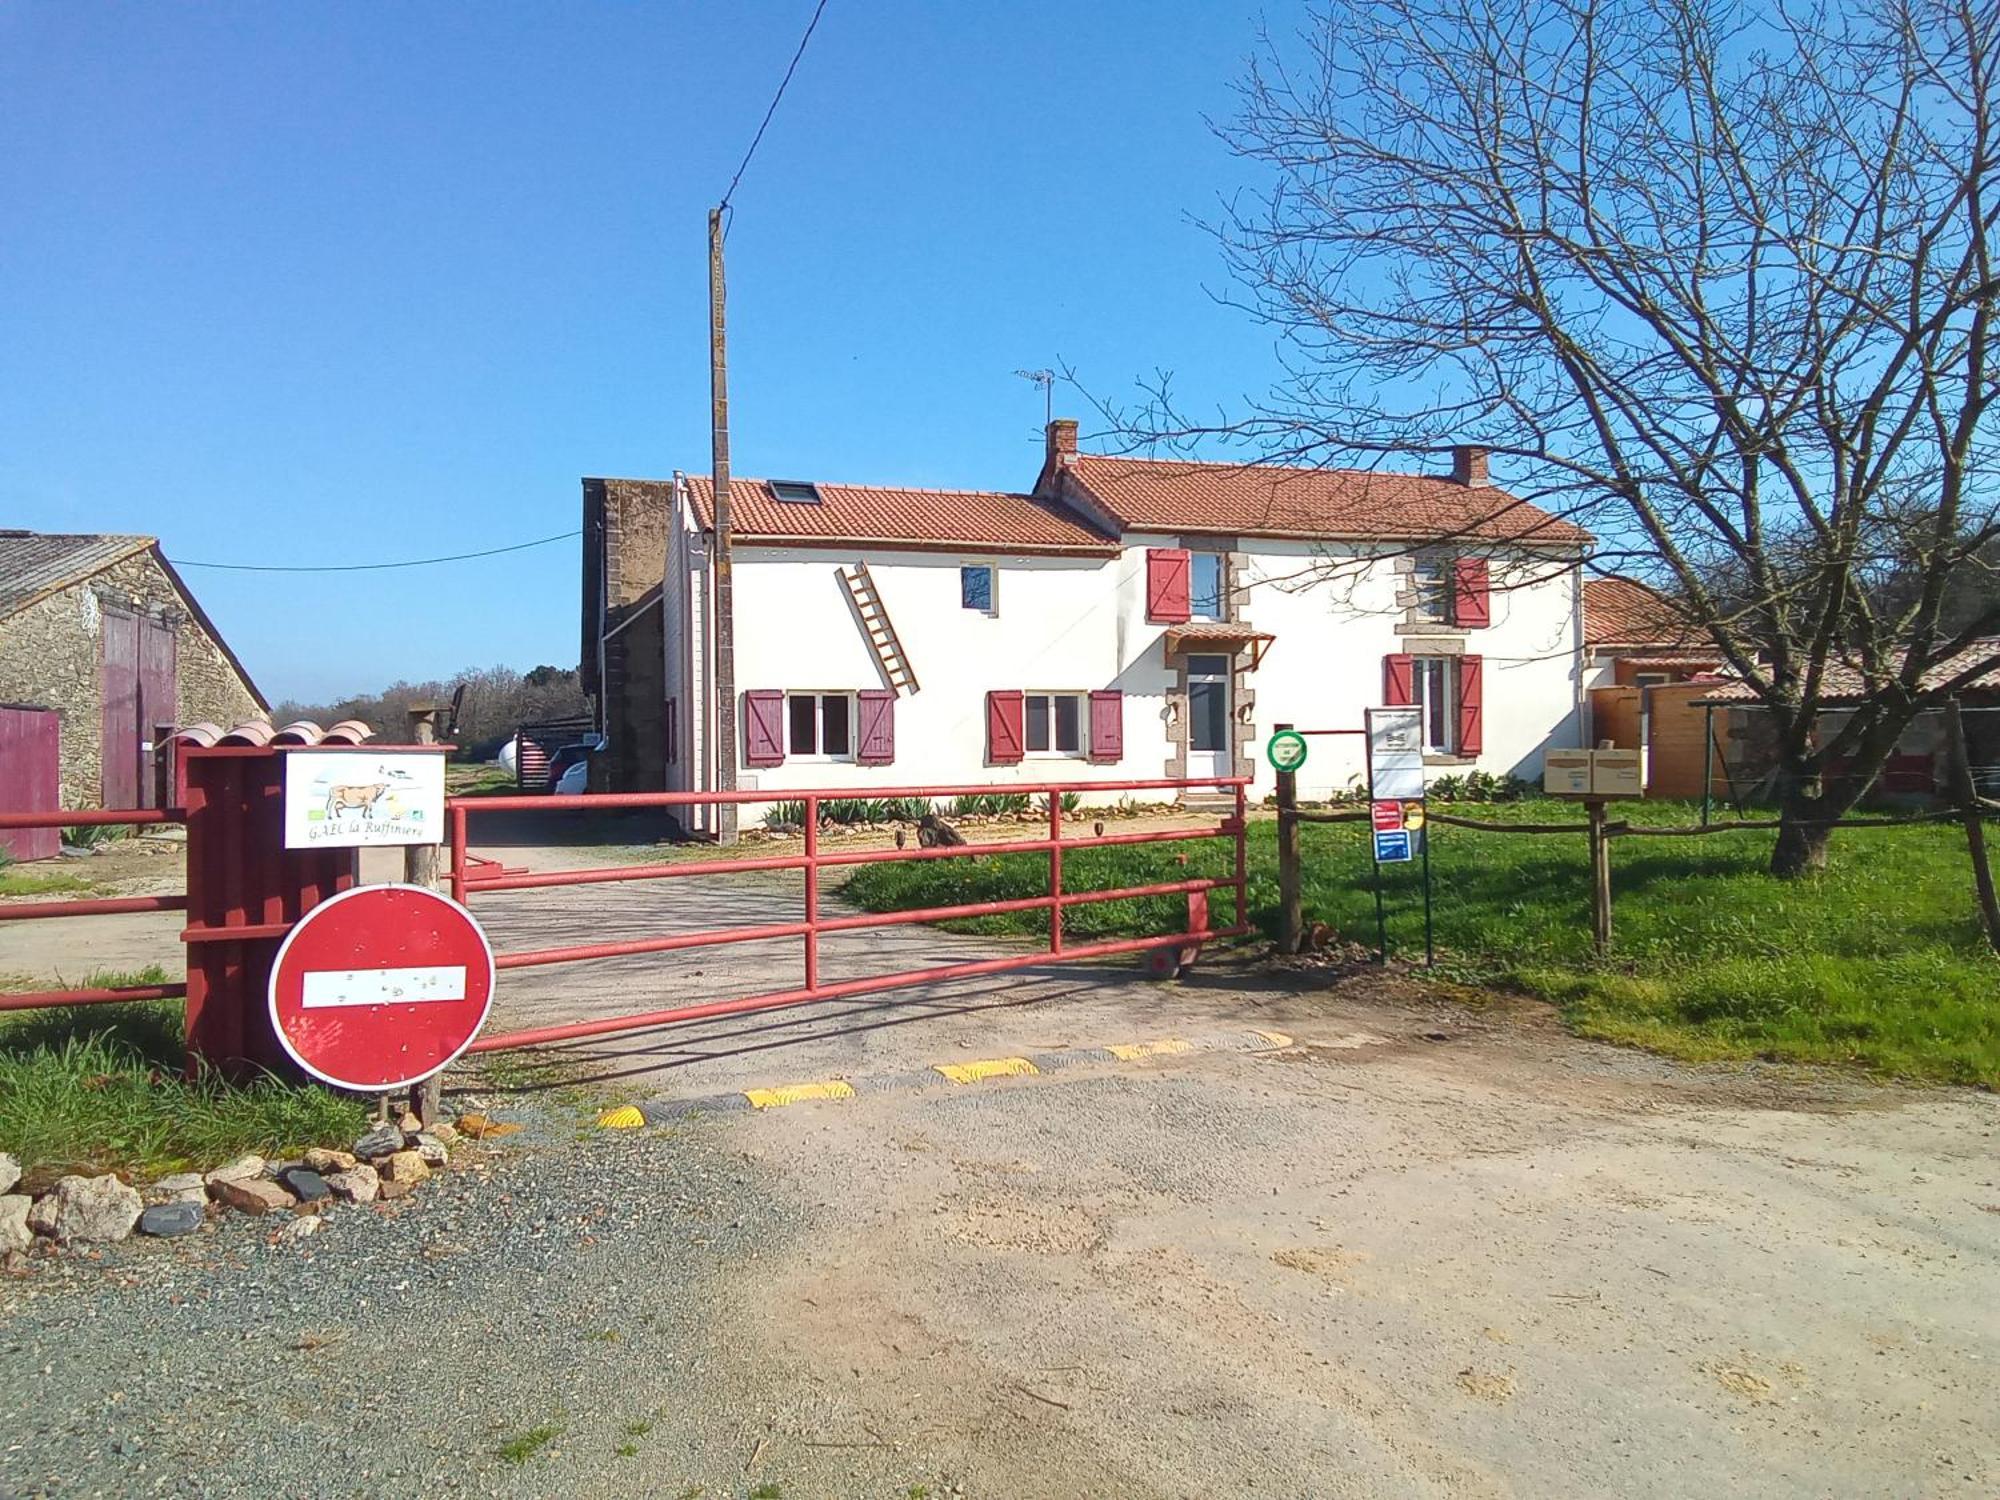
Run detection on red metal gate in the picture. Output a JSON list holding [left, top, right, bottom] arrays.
[[450, 777, 1250, 1053]]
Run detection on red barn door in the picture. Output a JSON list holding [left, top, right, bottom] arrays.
[[0, 707, 60, 861]]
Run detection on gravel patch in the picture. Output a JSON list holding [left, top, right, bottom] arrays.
[[0, 1100, 824, 1499]]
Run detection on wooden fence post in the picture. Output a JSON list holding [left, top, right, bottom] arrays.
[[405, 702, 443, 1127], [1587, 797, 1612, 956], [1275, 723, 1302, 954], [1944, 699, 2000, 956]]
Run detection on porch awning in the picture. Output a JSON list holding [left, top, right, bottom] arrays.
[[1165, 622, 1276, 670]]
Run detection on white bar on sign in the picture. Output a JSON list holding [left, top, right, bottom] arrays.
[[300, 966, 468, 1009]]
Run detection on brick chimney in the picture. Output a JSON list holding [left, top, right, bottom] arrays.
[[1047, 418, 1078, 468], [1035, 418, 1080, 496], [1452, 445, 1490, 487]]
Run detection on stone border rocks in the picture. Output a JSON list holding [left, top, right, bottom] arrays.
[[0, 1107, 471, 1264]]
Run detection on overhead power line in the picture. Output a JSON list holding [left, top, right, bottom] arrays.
[[719, 0, 832, 212], [169, 528, 581, 574]]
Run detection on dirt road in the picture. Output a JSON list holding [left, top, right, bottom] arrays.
[[3, 825, 1995, 1496]]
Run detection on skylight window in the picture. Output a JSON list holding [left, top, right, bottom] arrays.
[[769, 479, 822, 504]]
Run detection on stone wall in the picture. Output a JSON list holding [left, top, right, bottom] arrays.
[[0, 548, 264, 808]]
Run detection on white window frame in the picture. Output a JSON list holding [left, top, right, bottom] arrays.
[[1414, 656, 1457, 754], [1411, 551, 1452, 624], [960, 564, 997, 615], [784, 690, 857, 762], [1023, 690, 1088, 758], [1189, 551, 1225, 621]]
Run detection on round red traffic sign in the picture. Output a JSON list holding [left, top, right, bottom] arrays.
[[268, 883, 497, 1092]]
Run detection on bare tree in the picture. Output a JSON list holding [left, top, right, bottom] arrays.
[[1143, 0, 1999, 875]]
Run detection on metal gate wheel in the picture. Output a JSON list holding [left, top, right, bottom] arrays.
[[1142, 946, 1199, 981]]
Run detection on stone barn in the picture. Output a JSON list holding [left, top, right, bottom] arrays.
[[0, 530, 266, 815]]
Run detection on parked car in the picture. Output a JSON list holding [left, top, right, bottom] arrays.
[[546, 734, 604, 795]]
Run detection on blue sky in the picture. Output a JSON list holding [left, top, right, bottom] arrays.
[[0, 2, 1281, 703]]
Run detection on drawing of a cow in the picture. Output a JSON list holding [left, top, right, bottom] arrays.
[[325, 783, 391, 821]]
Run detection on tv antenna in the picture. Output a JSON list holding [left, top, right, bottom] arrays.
[[1014, 368, 1054, 428]]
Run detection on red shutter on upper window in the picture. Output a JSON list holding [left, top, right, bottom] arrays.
[[1087, 690, 1124, 763], [1146, 548, 1192, 623], [986, 690, 1025, 764], [1383, 654, 1415, 706], [1457, 655, 1484, 755], [856, 689, 896, 765], [1452, 557, 1491, 628], [743, 691, 785, 767]]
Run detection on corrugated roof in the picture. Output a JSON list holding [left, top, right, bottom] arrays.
[[1695, 639, 2000, 704], [1583, 576, 1702, 650], [1063, 456, 1593, 547], [672, 476, 1118, 555], [0, 531, 153, 620]]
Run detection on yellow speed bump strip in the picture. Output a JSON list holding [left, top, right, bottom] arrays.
[[1106, 1037, 1193, 1061], [934, 1056, 1039, 1085], [622, 1028, 1299, 1125], [745, 1080, 856, 1110]]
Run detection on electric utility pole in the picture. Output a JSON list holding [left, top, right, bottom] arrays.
[[708, 206, 738, 844]]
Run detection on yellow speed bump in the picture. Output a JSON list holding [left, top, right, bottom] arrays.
[[744, 1080, 856, 1110], [1106, 1038, 1193, 1061], [934, 1057, 1039, 1085], [597, 1105, 647, 1130]]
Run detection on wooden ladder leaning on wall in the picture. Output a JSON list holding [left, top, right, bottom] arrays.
[[838, 561, 921, 695]]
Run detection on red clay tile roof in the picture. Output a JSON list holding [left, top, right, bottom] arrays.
[[1062, 455, 1593, 547], [1583, 576, 1701, 650], [1695, 638, 2000, 704], [678, 476, 1117, 555]]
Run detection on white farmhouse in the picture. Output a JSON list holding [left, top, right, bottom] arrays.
[[581, 421, 1592, 828]]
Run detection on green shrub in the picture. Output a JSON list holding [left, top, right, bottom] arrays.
[[62, 823, 135, 849]]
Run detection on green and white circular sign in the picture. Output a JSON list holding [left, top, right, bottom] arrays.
[[1266, 730, 1309, 773]]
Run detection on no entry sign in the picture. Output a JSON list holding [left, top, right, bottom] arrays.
[[268, 883, 496, 1091]]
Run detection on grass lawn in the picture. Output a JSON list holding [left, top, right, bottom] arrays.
[[0, 867, 101, 898], [844, 800, 2000, 1088], [0, 971, 367, 1178]]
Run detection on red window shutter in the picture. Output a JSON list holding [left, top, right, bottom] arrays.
[[1452, 557, 1491, 628], [743, 690, 785, 767], [1088, 690, 1124, 763], [1457, 655, 1484, 755], [1146, 548, 1192, 623], [986, 690, 1025, 765], [856, 689, 896, 765], [1383, 654, 1415, 706]]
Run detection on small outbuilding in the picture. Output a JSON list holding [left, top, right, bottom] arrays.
[[0, 531, 266, 826]]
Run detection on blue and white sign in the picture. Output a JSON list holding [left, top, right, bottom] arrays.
[[1373, 829, 1414, 864]]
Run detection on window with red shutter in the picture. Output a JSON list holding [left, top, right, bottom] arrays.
[[986, 690, 1025, 764], [1146, 548, 1192, 623], [1383, 654, 1415, 706], [856, 689, 896, 765], [1087, 690, 1123, 763], [1452, 557, 1491, 628], [1456, 655, 1484, 755], [743, 691, 785, 767]]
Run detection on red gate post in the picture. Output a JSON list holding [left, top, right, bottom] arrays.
[[803, 794, 820, 991], [181, 746, 358, 1079], [1048, 783, 1065, 955], [1234, 780, 1249, 935]]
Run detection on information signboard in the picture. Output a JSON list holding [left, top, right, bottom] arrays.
[[284, 748, 447, 850], [1365, 707, 1425, 800]]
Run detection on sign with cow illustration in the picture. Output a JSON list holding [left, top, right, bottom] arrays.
[[282, 747, 448, 849]]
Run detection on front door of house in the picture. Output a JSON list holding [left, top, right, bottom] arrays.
[[1186, 653, 1231, 781]]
